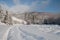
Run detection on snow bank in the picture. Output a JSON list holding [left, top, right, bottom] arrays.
[[3, 25, 60, 40], [0, 22, 6, 25]]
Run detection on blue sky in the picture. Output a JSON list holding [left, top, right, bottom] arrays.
[[0, 0, 60, 13]]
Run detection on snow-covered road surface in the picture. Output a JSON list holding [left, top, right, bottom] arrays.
[[2, 25, 60, 40], [0, 23, 11, 40]]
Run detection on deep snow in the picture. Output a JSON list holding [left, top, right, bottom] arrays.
[[2, 24, 60, 40]]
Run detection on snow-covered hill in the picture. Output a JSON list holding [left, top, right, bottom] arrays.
[[12, 16, 27, 24], [2, 25, 60, 40]]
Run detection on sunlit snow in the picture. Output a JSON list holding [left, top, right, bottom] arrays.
[[1, 24, 60, 40]]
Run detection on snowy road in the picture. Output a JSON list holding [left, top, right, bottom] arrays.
[[0, 24, 60, 40], [0, 24, 11, 40]]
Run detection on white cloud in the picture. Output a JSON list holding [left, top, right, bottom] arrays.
[[0, 0, 51, 14], [9, 5, 30, 13], [0, 0, 31, 13], [12, 0, 41, 12], [0, 3, 9, 10], [7, 0, 31, 13]]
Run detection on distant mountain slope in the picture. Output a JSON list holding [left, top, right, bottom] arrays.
[[11, 12, 60, 24], [0, 10, 60, 25]]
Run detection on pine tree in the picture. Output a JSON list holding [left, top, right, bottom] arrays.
[[3, 11, 8, 24]]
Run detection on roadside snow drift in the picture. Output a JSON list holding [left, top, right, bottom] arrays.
[[3, 25, 60, 40]]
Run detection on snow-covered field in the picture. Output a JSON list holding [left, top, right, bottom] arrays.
[[0, 24, 60, 40]]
